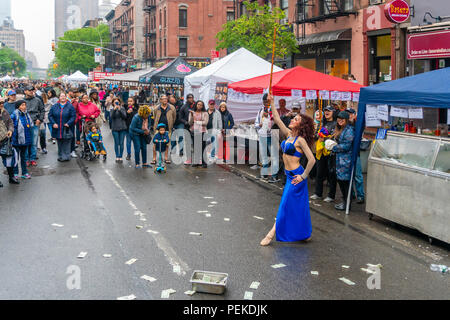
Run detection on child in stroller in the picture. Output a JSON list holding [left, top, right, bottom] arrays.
[[152, 123, 170, 173], [85, 122, 107, 161]]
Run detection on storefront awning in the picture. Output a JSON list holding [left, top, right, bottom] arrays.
[[297, 29, 352, 45]]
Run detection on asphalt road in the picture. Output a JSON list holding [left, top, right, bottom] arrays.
[[0, 128, 449, 300]]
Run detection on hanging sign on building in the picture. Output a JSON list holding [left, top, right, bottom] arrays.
[[384, 0, 410, 24]]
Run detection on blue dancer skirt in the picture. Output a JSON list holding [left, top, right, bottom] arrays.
[[276, 166, 312, 242]]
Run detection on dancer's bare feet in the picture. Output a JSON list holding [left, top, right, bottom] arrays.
[[260, 234, 274, 246]]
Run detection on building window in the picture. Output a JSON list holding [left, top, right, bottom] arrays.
[[179, 7, 187, 27], [159, 39, 162, 57], [164, 38, 166, 57], [227, 11, 234, 21], [164, 7, 166, 28], [179, 37, 187, 56], [280, 0, 289, 20], [343, 0, 353, 11]]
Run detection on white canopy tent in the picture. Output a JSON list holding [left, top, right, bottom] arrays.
[[102, 68, 155, 84], [0, 75, 13, 82], [66, 71, 88, 82], [183, 48, 283, 122]]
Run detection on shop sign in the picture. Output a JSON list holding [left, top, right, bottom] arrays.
[[297, 44, 338, 58], [384, 0, 410, 24], [364, 3, 392, 32], [407, 30, 450, 60]]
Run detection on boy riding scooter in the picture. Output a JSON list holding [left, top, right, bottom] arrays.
[[153, 123, 170, 173]]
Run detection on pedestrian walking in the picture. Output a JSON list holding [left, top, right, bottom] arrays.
[[260, 94, 316, 246], [206, 100, 222, 163], [310, 105, 337, 203], [38, 92, 52, 155], [24, 85, 45, 166], [110, 97, 128, 163], [152, 94, 176, 165], [347, 108, 365, 204], [90, 89, 105, 128], [180, 93, 195, 165], [10, 100, 33, 179], [125, 97, 139, 161], [328, 111, 355, 211], [48, 93, 76, 162], [188, 100, 208, 168], [218, 102, 234, 163], [168, 94, 185, 157], [129, 105, 152, 168], [0, 98, 19, 186]]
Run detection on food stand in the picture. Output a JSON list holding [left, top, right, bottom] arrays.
[[139, 57, 198, 102], [352, 67, 450, 243]]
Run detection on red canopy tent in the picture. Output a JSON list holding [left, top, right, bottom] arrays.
[[229, 66, 363, 97]]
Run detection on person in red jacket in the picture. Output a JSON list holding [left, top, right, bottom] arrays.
[[77, 94, 100, 124]]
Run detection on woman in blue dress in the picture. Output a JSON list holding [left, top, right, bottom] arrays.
[[260, 94, 316, 246]]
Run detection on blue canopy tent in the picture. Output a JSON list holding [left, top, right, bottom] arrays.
[[350, 67, 450, 214]]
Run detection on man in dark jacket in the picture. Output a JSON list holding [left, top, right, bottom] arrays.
[[179, 94, 195, 129], [24, 85, 45, 166]]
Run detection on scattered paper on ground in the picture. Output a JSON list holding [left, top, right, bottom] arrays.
[[218, 179, 225, 182], [314, 203, 322, 207], [184, 290, 196, 296], [210, 201, 218, 205], [203, 197, 214, 199], [271, 263, 286, 269], [189, 232, 202, 236], [147, 230, 159, 234], [71, 235, 78, 239], [311, 271, 319, 276], [250, 282, 260, 289], [342, 265, 350, 269], [161, 289, 176, 299], [361, 268, 376, 274], [141, 275, 157, 282], [197, 211, 209, 213], [117, 294, 136, 300], [136, 225, 144, 229], [205, 214, 211, 218], [77, 252, 87, 259], [173, 265, 181, 273], [339, 277, 356, 285], [224, 218, 230, 222], [51, 224, 64, 228], [208, 205, 215, 208], [140, 218, 147, 222], [125, 258, 137, 265], [367, 263, 383, 269], [103, 254, 112, 258], [244, 291, 253, 300], [253, 216, 264, 220]]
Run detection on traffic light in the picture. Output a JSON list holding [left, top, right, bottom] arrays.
[[53, 63, 58, 69], [52, 42, 55, 51], [14, 61, 18, 66]]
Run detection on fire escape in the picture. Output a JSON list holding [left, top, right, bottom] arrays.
[[295, 0, 357, 41], [143, 0, 157, 63]]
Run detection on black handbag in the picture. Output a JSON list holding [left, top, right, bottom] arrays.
[[143, 133, 152, 145], [0, 138, 13, 157], [63, 127, 74, 140]]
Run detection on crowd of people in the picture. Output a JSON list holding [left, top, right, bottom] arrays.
[[0, 80, 364, 215]]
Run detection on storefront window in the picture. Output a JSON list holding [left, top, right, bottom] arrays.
[[296, 59, 316, 71], [325, 59, 349, 78], [377, 35, 391, 57]]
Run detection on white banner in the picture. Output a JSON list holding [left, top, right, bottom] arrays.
[[341, 92, 351, 101], [291, 89, 303, 99], [330, 91, 342, 100], [366, 105, 381, 127], [319, 90, 330, 100], [390, 106, 409, 118], [377, 105, 389, 122], [352, 93, 359, 102], [408, 107, 424, 119], [305, 90, 317, 100]]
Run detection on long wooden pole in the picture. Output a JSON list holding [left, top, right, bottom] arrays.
[[269, 26, 277, 95]]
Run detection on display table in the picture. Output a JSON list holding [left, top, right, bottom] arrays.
[[366, 131, 450, 244]]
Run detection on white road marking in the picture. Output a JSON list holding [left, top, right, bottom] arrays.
[[104, 169, 190, 276]]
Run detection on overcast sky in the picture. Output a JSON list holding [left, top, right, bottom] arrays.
[[11, 0, 121, 69]]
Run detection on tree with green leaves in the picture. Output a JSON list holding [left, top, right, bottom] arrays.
[[0, 47, 26, 76], [216, 1, 298, 60], [53, 24, 111, 75]]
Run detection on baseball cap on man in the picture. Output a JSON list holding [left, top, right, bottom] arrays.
[[346, 108, 356, 114], [7, 90, 16, 96], [324, 105, 334, 112], [208, 99, 215, 105], [24, 86, 34, 91]]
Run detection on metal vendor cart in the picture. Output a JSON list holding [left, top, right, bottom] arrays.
[[366, 131, 450, 244]]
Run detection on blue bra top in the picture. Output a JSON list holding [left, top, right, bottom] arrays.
[[281, 136, 303, 158]]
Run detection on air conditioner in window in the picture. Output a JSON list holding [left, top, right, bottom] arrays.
[[280, 18, 288, 25], [369, 0, 383, 5], [179, 52, 186, 57]]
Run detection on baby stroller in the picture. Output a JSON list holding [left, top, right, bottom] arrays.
[[80, 119, 97, 161]]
